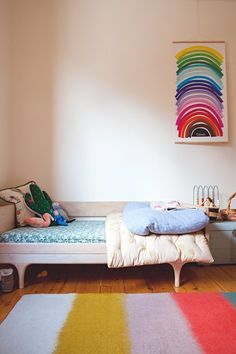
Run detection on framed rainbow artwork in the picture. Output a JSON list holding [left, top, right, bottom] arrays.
[[174, 41, 228, 143]]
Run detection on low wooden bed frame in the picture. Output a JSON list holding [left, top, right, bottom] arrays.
[[0, 202, 209, 289]]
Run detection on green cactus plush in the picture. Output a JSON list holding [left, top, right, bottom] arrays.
[[24, 184, 57, 226]]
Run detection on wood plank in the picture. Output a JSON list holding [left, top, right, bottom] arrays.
[[49, 265, 78, 294], [221, 264, 236, 280], [204, 265, 236, 292], [1, 264, 236, 324], [75, 265, 101, 293], [123, 267, 150, 293], [185, 265, 224, 292], [0, 290, 22, 323], [60, 201, 127, 217], [141, 265, 175, 293], [100, 267, 125, 293]]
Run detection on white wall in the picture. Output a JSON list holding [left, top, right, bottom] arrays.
[[8, 0, 55, 193], [6, 0, 236, 206], [0, 0, 11, 187]]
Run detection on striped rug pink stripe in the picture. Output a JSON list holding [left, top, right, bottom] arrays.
[[173, 292, 236, 354]]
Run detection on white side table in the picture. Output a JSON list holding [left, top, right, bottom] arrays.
[[209, 221, 236, 264]]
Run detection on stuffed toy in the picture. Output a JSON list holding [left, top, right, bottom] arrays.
[[24, 213, 54, 228], [24, 184, 57, 226], [52, 202, 75, 224], [52, 202, 70, 221], [53, 210, 68, 226], [24, 183, 69, 227]]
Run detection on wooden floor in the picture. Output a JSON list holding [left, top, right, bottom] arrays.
[[0, 263, 236, 324]]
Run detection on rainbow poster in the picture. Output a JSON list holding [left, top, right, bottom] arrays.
[[174, 42, 228, 143]]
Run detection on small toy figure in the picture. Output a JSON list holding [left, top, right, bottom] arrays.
[[52, 202, 70, 221], [204, 197, 214, 208], [52, 202, 75, 224], [53, 209, 68, 226]]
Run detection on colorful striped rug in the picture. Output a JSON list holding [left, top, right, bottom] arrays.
[[0, 293, 235, 354]]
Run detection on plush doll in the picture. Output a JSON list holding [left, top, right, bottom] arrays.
[[24, 183, 57, 225], [24, 213, 54, 228], [52, 202, 75, 224], [53, 209, 68, 226], [24, 183, 69, 227], [52, 202, 70, 221]]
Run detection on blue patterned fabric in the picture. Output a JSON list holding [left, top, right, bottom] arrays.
[[123, 202, 209, 236], [0, 220, 106, 243]]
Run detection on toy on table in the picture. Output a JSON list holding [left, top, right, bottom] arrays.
[[204, 196, 219, 221], [204, 197, 214, 207]]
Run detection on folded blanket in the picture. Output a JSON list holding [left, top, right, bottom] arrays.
[[150, 200, 195, 211], [123, 202, 209, 236]]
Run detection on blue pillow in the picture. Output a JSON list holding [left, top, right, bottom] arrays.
[[122, 202, 209, 236]]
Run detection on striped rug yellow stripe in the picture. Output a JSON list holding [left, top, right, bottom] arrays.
[[54, 294, 130, 354]]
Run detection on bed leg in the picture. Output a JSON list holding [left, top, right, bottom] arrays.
[[15, 264, 27, 289], [170, 262, 184, 287]]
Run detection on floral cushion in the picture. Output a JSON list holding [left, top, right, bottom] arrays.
[[0, 181, 36, 227]]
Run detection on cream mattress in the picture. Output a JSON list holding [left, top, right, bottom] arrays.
[[106, 213, 214, 267]]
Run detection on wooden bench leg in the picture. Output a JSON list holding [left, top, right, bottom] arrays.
[[14, 264, 27, 289], [169, 262, 185, 287]]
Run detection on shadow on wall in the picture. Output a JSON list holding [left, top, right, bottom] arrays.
[[8, 0, 55, 194], [0, 0, 10, 187]]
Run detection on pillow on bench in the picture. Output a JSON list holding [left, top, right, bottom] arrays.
[[123, 202, 209, 236]]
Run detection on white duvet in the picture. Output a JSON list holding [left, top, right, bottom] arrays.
[[106, 213, 213, 268]]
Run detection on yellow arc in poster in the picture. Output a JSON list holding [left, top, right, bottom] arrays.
[[176, 45, 224, 61]]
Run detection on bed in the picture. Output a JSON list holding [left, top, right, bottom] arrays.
[[0, 202, 213, 288], [0, 218, 108, 289]]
